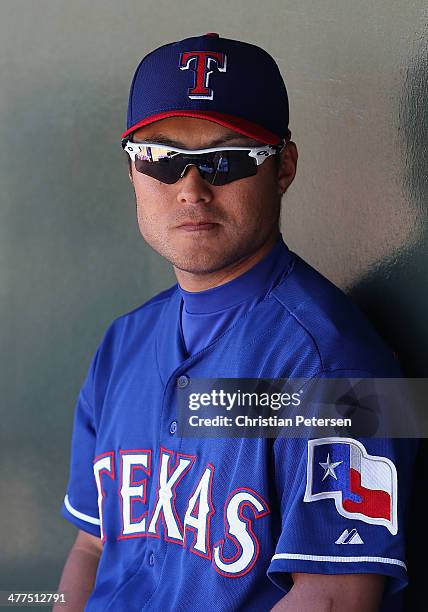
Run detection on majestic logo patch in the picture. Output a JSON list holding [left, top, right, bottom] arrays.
[[179, 51, 227, 100], [304, 438, 398, 534], [335, 528, 364, 544]]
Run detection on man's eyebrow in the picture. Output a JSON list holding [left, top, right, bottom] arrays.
[[130, 132, 262, 148]]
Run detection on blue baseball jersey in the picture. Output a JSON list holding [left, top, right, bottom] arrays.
[[61, 244, 415, 611]]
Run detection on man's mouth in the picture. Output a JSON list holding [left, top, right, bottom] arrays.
[[177, 221, 219, 232]]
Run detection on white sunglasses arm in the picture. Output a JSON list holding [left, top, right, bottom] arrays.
[[122, 141, 282, 165]]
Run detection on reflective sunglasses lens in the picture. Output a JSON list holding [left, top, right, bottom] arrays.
[[207, 151, 257, 185], [134, 156, 181, 183], [133, 149, 258, 185]]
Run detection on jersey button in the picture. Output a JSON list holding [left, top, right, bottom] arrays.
[[177, 375, 189, 388], [169, 420, 178, 435], [149, 552, 155, 566]]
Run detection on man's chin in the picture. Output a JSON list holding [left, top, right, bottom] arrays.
[[147, 231, 265, 278], [172, 257, 232, 276], [164, 238, 237, 275]]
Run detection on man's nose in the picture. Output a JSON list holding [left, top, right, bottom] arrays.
[[176, 165, 213, 205]]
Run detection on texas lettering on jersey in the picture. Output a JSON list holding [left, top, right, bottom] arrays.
[[93, 446, 270, 578]]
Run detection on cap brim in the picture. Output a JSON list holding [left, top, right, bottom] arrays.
[[121, 110, 283, 144]]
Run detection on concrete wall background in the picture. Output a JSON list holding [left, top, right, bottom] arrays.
[[0, 0, 426, 606]]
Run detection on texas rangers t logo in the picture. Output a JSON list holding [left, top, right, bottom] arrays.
[[179, 51, 227, 99], [304, 437, 398, 534]]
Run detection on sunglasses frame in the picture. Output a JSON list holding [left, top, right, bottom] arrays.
[[121, 139, 285, 166]]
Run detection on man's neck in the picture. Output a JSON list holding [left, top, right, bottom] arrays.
[[174, 232, 280, 292]]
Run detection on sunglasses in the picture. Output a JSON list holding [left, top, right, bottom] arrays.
[[121, 139, 284, 186]]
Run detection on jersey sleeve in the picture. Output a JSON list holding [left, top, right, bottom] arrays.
[[60, 354, 101, 537], [267, 373, 417, 598]]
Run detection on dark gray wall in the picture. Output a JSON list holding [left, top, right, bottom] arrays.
[[0, 0, 426, 606]]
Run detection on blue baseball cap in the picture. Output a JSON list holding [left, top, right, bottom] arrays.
[[122, 33, 290, 145]]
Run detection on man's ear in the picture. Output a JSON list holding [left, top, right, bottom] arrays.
[[277, 141, 298, 196], [128, 165, 134, 184]]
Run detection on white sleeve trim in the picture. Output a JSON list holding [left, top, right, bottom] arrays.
[[271, 553, 406, 570], [64, 494, 100, 526]]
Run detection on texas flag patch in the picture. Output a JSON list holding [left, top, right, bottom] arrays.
[[304, 438, 398, 534]]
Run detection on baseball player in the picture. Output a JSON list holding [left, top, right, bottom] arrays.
[[57, 34, 416, 611]]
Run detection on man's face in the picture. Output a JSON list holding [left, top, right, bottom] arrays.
[[128, 116, 297, 276]]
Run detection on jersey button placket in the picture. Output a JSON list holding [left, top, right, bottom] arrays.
[[161, 374, 188, 445], [169, 376, 189, 436]]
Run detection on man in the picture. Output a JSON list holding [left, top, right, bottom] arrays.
[[57, 34, 414, 611]]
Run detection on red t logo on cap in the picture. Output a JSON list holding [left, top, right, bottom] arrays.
[[179, 51, 227, 100]]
